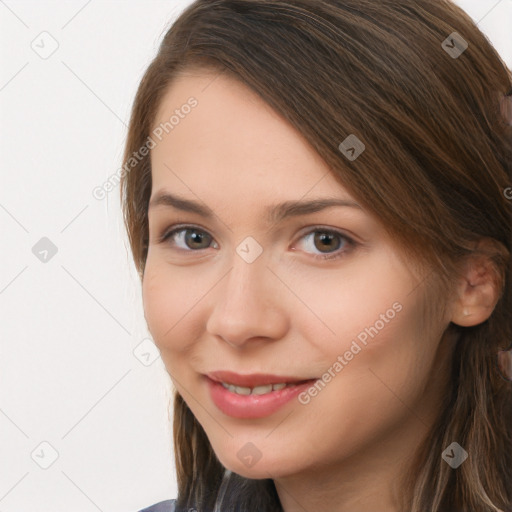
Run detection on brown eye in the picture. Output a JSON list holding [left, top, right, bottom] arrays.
[[313, 231, 343, 253], [161, 226, 216, 251], [296, 228, 355, 261]]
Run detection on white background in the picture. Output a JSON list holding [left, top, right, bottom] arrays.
[[0, 1, 511, 511]]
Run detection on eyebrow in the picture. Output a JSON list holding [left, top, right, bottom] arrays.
[[148, 191, 362, 224]]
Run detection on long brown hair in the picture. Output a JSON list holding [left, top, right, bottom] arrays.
[[120, 1, 512, 511]]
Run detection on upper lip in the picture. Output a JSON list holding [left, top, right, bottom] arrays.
[[206, 371, 315, 387]]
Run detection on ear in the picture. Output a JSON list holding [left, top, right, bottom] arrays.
[[450, 239, 502, 327]]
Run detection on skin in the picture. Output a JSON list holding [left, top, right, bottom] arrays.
[[142, 68, 499, 512]]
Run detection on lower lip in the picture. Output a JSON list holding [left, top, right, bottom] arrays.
[[205, 376, 317, 419]]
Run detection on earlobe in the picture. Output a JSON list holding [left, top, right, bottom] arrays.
[[450, 242, 501, 327]]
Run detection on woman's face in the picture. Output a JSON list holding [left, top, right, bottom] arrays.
[[143, 69, 453, 481]]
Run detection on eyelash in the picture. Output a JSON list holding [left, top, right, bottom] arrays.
[[157, 224, 357, 261]]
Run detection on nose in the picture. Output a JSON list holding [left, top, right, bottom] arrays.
[[205, 252, 289, 348]]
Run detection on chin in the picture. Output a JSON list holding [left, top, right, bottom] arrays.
[[227, 462, 285, 480], [217, 450, 299, 480]]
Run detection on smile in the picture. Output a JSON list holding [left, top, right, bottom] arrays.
[[205, 372, 318, 419], [220, 381, 288, 395]]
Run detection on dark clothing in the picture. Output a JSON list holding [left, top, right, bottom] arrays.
[[138, 499, 176, 512]]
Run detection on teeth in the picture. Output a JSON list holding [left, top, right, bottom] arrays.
[[233, 385, 252, 395], [252, 384, 273, 395], [220, 381, 290, 395]]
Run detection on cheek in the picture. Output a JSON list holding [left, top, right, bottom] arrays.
[[285, 313, 435, 468], [297, 257, 435, 429], [330, 300, 436, 432], [290, 248, 416, 353], [328, 278, 432, 400], [142, 258, 203, 354], [142, 261, 169, 341]]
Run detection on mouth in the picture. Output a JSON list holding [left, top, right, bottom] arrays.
[[205, 371, 318, 418], [219, 381, 292, 395], [207, 370, 315, 390]]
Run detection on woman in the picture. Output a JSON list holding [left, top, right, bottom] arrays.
[[120, 1, 512, 511]]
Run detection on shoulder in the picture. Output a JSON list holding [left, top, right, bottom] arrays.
[[138, 498, 177, 512]]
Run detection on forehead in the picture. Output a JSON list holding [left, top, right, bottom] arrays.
[[149, 68, 353, 207]]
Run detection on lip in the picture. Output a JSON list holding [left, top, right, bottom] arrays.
[[207, 370, 312, 387], [204, 372, 317, 419]]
